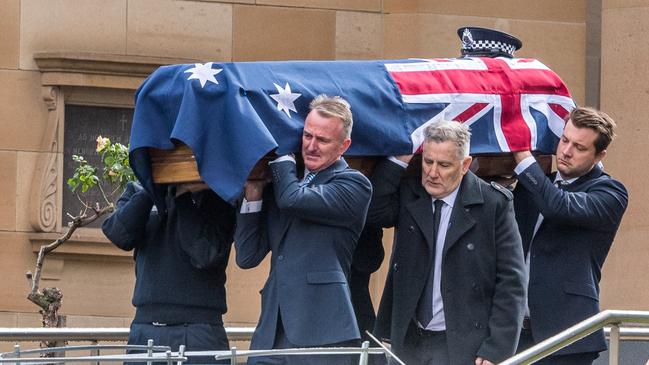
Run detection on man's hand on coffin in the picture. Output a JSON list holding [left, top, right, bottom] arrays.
[[244, 179, 268, 201], [513, 150, 533, 164], [395, 154, 414, 165]]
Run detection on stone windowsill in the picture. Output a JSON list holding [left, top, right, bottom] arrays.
[[29, 228, 132, 259], [33, 51, 199, 90]]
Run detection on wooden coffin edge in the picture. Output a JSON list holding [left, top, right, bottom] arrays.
[[149, 143, 553, 185]]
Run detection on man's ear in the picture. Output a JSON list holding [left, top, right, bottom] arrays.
[[461, 156, 473, 174], [595, 149, 607, 165], [340, 138, 352, 154]]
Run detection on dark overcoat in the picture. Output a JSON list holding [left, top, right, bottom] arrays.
[[369, 159, 527, 365]]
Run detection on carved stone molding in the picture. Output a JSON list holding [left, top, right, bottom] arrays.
[[30, 86, 64, 232], [33, 52, 197, 90], [29, 229, 131, 260], [28, 52, 190, 235]]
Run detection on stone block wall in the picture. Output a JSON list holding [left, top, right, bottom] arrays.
[[3, 0, 643, 344]]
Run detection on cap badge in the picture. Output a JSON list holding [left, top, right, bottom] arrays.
[[462, 28, 475, 47]]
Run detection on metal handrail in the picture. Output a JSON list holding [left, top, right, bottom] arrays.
[[500, 310, 649, 365], [2, 324, 648, 344], [0, 326, 255, 342], [210, 344, 391, 365], [604, 326, 649, 340], [1, 317, 648, 365], [0, 341, 394, 365]]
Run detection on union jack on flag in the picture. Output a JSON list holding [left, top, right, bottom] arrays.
[[130, 57, 575, 203], [385, 57, 575, 154]]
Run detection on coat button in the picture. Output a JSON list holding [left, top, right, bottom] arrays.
[[408, 225, 415, 232], [472, 282, 478, 291], [278, 255, 284, 261], [467, 243, 475, 251], [475, 322, 483, 329], [393, 263, 399, 271]]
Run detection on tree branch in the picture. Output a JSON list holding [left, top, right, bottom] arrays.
[[26, 204, 114, 300]]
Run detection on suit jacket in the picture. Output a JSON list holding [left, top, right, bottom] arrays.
[[234, 158, 372, 349], [514, 162, 628, 355], [370, 160, 527, 365]]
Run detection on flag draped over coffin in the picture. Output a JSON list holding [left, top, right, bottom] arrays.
[[130, 57, 575, 205]]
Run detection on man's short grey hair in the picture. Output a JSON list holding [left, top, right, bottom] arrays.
[[424, 120, 472, 159], [309, 94, 353, 139]]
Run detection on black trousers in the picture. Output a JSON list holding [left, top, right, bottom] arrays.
[[350, 269, 387, 365], [127, 322, 229, 364], [518, 329, 599, 365], [248, 315, 359, 365], [390, 322, 449, 365]]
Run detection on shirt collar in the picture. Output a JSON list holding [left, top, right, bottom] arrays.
[[555, 172, 578, 185], [433, 184, 460, 208]]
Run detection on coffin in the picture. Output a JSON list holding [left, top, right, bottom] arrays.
[[149, 142, 552, 186], [133, 57, 571, 202]]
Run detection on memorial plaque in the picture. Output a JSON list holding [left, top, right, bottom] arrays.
[[62, 105, 133, 228]]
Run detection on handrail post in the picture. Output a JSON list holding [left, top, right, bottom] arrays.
[[609, 324, 620, 365], [177, 345, 185, 365], [230, 346, 237, 365], [147, 339, 154, 365], [13, 344, 21, 365], [90, 339, 99, 365], [358, 341, 370, 365]]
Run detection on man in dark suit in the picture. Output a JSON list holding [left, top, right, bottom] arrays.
[[513, 106, 629, 364], [234, 94, 372, 365], [370, 120, 527, 365]]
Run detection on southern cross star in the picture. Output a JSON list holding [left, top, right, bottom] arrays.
[[270, 82, 301, 117], [185, 62, 222, 88]]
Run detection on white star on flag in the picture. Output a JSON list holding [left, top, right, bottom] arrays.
[[185, 62, 222, 88], [270, 82, 301, 117]]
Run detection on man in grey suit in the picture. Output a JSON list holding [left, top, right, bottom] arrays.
[[370, 120, 527, 365], [235, 94, 372, 365]]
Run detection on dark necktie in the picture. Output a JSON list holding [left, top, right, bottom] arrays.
[[416, 199, 445, 327], [300, 172, 316, 187]]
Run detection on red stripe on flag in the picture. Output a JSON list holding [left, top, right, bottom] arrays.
[[389, 58, 571, 97], [454, 103, 488, 122], [549, 103, 569, 120]]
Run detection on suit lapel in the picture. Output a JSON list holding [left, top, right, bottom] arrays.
[[275, 158, 348, 246], [308, 158, 348, 187], [405, 190, 436, 252], [563, 164, 602, 192], [443, 172, 482, 256]]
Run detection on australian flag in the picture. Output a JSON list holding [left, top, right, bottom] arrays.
[[130, 57, 575, 204]]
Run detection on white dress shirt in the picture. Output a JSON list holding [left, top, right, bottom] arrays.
[[240, 155, 312, 214], [387, 157, 459, 330], [424, 186, 460, 331]]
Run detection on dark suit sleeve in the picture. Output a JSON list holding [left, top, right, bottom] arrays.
[[477, 199, 527, 363], [234, 200, 271, 269], [373, 260, 394, 342], [102, 181, 153, 251], [175, 190, 235, 269], [366, 159, 407, 228], [352, 224, 385, 274], [517, 162, 628, 230], [270, 160, 372, 228]]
